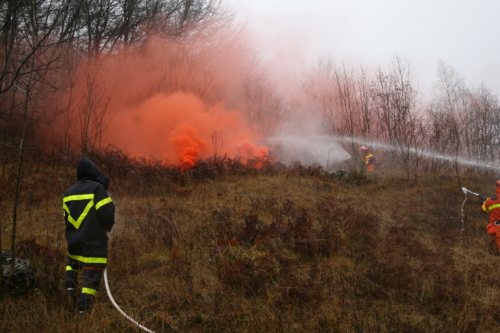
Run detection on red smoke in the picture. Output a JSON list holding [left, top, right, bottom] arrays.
[[170, 126, 207, 167], [42, 34, 275, 169], [109, 91, 269, 167]]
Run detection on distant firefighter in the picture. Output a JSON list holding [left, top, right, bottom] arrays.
[[361, 146, 375, 171], [481, 180, 500, 254]]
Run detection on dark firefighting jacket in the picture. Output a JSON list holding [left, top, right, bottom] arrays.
[[63, 158, 115, 267]]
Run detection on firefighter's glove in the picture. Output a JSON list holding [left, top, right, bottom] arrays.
[[479, 195, 487, 202]]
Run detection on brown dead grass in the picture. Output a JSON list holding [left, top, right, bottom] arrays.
[[1, 155, 500, 332]]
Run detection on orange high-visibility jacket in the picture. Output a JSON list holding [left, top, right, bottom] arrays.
[[362, 152, 375, 170], [363, 153, 375, 165], [481, 186, 500, 252]]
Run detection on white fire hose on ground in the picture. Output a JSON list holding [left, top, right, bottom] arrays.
[[103, 267, 155, 333], [104, 229, 155, 333]]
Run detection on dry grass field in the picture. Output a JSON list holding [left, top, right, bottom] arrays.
[[2, 151, 500, 332]]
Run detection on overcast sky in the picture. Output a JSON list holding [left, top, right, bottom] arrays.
[[224, 0, 500, 97]]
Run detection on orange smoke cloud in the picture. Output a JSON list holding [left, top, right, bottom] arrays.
[[41, 34, 279, 167], [108, 91, 269, 166]]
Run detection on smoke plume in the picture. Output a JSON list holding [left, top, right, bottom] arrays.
[[109, 91, 269, 166], [42, 25, 351, 169]]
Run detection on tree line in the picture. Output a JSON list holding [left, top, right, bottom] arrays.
[[302, 55, 500, 178], [1, 0, 498, 178]]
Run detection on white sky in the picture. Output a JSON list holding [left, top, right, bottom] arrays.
[[224, 0, 500, 98]]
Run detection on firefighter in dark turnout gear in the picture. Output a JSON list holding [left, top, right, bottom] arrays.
[[481, 181, 500, 254], [63, 158, 115, 313]]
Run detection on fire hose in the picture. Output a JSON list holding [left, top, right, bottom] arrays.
[[103, 268, 155, 333], [460, 187, 486, 239], [461, 187, 484, 199]]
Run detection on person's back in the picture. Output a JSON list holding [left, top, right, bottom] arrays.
[[64, 179, 113, 260], [63, 158, 115, 313]]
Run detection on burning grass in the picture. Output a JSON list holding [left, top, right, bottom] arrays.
[[1, 150, 500, 332]]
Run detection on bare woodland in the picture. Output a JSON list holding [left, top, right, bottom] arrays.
[[303, 55, 500, 178], [0, 0, 498, 177]]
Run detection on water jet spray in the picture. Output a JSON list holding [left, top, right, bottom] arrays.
[[267, 134, 500, 171], [263, 135, 351, 168]]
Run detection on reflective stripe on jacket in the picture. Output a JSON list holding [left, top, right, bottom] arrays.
[[481, 196, 500, 224], [363, 153, 375, 165]]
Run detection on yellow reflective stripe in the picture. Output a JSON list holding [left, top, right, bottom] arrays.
[[81, 287, 98, 296], [68, 253, 107, 264], [64, 200, 94, 229], [64, 194, 95, 202], [486, 203, 500, 213], [63, 203, 71, 216], [66, 265, 77, 271], [63, 194, 95, 229], [95, 197, 112, 210]]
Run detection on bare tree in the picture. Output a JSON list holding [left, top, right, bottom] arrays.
[[302, 56, 377, 166], [0, 0, 77, 97], [243, 68, 284, 136], [467, 86, 500, 164], [302, 55, 336, 134], [371, 55, 424, 177], [427, 61, 466, 171], [331, 61, 375, 158], [356, 67, 373, 140], [76, 64, 109, 156], [2, 0, 60, 288], [211, 128, 223, 160]]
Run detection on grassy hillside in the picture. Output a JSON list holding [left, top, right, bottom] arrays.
[[1, 153, 500, 332]]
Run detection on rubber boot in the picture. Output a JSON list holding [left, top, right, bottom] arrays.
[[67, 289, 76, 311], [78, 293, 95, 314]]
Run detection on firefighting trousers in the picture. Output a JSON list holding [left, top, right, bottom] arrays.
[[64, 258, 104, 310]]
